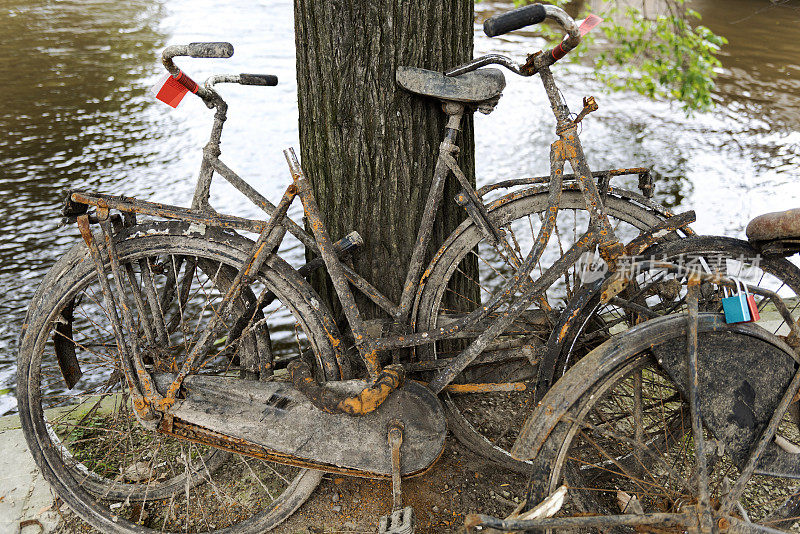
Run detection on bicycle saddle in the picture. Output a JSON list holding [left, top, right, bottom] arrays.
[[396, 66, 505, 103], [746, 208, 800, 242]]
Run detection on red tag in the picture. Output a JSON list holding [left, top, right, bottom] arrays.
[[551, 14, 603, 61], [579, 14, 603, 36], [151, 73, 195, 108], [746, 294, 760, 322]]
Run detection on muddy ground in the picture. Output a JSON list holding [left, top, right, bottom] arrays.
[[272, 439, 528, 534], [56, 437, 529, 533]]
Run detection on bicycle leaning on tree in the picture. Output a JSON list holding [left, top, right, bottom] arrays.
[[15, 3, 800, 533]]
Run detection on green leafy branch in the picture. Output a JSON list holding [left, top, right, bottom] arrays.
[[516, 0, 727, 113]]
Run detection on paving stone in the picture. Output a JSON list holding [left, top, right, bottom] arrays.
[[0, 422, 61, 533]]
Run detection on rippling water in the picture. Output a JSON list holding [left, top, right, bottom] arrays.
[[2, 0, 799, 414]]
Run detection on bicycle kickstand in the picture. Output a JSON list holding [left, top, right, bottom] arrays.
[[378, 420, 415, 534]]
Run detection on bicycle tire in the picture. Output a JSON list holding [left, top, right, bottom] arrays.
[[542, 235, 800, 401], [17, 222, 340, 533], [526, 313, 800, 532], [413, 186, 675, 473]]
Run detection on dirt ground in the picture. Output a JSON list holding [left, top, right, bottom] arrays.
[[56, 436, 529, 533], [272, 439, 529, 534]]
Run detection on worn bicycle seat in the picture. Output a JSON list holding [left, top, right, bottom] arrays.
[[396, 66, 505, 103], [746, 208, 800, 242]]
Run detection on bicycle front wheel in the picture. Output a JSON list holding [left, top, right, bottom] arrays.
[[17, 223, 340, 533], [526, 313, 800, 532], [414, 186, 674, 474]]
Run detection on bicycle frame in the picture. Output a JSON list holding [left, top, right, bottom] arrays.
[[65, 55, 693, 418], [282, 63, 652, 392]]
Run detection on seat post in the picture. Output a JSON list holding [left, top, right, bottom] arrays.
[[441, 101, 465, 147], [396, 102, 464, 319]]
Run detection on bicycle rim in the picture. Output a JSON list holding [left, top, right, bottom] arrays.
[[554, 236, 800, 386], [17, 226, 334, 533], [414, 187, 669, 476], [530, 315, 800, 532]]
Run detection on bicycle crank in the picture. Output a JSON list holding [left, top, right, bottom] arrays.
[[378, 421, 416, 534], [151, 374, 446, 478]]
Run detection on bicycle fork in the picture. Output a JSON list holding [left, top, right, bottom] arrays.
[[77, 212, 161, 426]]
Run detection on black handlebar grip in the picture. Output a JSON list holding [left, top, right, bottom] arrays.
[[239, 73, 278, 86], [186, 42, 234, 58], [484, 4, 547, 37]]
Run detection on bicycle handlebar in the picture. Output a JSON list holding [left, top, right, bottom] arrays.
[[480, 4, 581, 71], [542, 6, 581, 62], [160, 42, 235, 104], [186, 42, 234, 59], [162, 42, 234, 65], [239, 73, 278, 86], [204, 73, 279, 89], [484, 4, 547, 37]]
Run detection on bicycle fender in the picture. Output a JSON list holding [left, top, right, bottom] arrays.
[[651, 325, 797, 469], [53, 298, 82, 389], [510, 313, 793, 461], [623, 209, 695, 256]]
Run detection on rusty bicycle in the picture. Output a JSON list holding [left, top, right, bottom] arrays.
[[467, 249, 800, 532], [15, 3, 800, 533]]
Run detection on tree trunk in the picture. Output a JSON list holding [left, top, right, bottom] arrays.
[[294, 0, 477, 322]]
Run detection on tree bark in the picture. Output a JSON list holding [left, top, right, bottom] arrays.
[[294, 0, 476, 321]]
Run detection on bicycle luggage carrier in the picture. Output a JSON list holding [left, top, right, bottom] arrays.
[[64, 190, 272, 234]]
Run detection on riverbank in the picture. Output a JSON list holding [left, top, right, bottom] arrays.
[[5, 429, 528, 533]]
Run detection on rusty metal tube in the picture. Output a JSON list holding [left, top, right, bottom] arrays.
[[464, 511, 691, 532], [288, 361, 404, 416], [284, 148, 380, 378], [163, 183, 297, 405]]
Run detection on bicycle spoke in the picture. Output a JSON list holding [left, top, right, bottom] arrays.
[[20, 236, 327, 532], [123, 260, 155, 346], [141, 256, 170, 346]]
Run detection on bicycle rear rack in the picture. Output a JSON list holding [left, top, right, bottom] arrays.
[[64, 190, 276, 234], [472, 166, 654, 199], [63, 189, 363, 268]]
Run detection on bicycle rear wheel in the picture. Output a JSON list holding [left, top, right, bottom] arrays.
[[414, 186, 674, 473], [17, 223, 340, 533]]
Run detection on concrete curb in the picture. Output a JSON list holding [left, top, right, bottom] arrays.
[[0, 416, 61, 534]]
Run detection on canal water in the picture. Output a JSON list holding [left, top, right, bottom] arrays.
[[1, 0, 798, 414]]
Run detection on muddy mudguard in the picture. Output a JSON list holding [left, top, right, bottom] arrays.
[[651, 329, 798, 471], [512, 313, 799, 480], [53, 298, 82, 389]]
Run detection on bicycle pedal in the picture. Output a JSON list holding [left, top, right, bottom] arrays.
[[378, 506, 415, 534]]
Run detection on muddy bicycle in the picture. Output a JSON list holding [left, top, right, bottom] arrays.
[[15, 3, 800, 532], [467, 248, 800, 532], [460, 214, 800, 531]]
